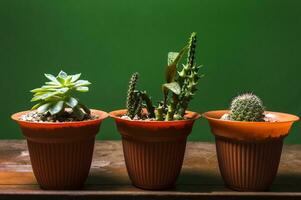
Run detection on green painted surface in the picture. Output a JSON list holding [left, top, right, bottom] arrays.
[[1, 0, 300, 143]]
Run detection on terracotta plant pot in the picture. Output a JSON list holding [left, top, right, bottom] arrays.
[[110, 109, 200, 190], [203, 110, 299, 191], [11, 109, 108, 190]]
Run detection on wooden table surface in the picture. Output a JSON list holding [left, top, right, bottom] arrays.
[[0, 140, 300, 200]]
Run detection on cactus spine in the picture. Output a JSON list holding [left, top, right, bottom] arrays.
[[229, 93, 265, 122]]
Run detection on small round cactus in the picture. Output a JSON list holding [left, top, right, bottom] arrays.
[[229, 93, 265, 122]]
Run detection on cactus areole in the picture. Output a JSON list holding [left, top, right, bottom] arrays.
[[123, 32, 204, 121]]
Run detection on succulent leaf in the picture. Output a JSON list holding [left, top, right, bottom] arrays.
[[71, 73, 81, 82], [44, 73, 60, 84], [76, 86, 89, 92], [65, 97, 78, 108], [165, 46, 187, 83], [37, 103, 51, 114], [49, 101, 64, 115], [163, 82, 181, 95], [74, 80, 91, 87]]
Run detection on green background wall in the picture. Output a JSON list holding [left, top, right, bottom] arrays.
[[1, 0, 300, 143]]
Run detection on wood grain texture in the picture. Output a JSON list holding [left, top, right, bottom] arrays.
[[0, 140, 300, 199]]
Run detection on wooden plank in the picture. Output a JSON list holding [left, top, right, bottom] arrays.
[[0, 140, 299, 199]]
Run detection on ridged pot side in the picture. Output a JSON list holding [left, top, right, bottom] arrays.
[[27, 137, 95, 190], [203, 110, 299, 191], [215, 136, 283, 191], [110, 109, 200, 190], [11, 109, 108, 190]]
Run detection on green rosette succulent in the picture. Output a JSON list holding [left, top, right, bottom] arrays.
[[30, 70, 91, 121]]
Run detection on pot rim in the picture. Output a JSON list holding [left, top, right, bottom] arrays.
[[203, 110, 299, 141], [11, 109, 109, 126], [203, 110, 299, 124], [109, 109, 201, 123]]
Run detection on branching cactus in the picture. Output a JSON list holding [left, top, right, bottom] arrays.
[[30, 70, 91, 121], [124, 32, 203, 121], [176, 32, 202, 117], [162, 32, 202, 120], [229, 93, 265, 122]]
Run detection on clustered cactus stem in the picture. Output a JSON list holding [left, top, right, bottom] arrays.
[[126, 73, 155, 119], [165, 102, 176, 121], [140, 91, 155, 118], [229, 93, 265, 122], [155, 104, 164, 121], [125, 32, 203, 121]]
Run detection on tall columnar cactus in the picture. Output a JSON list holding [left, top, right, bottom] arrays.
[[126, 73, 141, 119], [176, 32, 201, 117], [229, 93, 265, 122]]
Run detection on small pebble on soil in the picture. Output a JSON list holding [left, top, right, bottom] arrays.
[[220, 113, 278, 122], [20, 111, 98, 123], [121, 114, 156, 121]]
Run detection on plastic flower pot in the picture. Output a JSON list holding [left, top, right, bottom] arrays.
[[12, 109, 108, 190], [110, 109, 200, 190], [203, 110, 299, 191]]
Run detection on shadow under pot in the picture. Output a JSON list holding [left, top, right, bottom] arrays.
[[110, 109, 200, 190], [203, 110, 299, 192], [11, 109, 108, 190]]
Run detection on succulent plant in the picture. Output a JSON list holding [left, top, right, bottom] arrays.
[[30, 70, 91, 121], [125, 32, 203, 121], [229, 93, 265, 122]]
